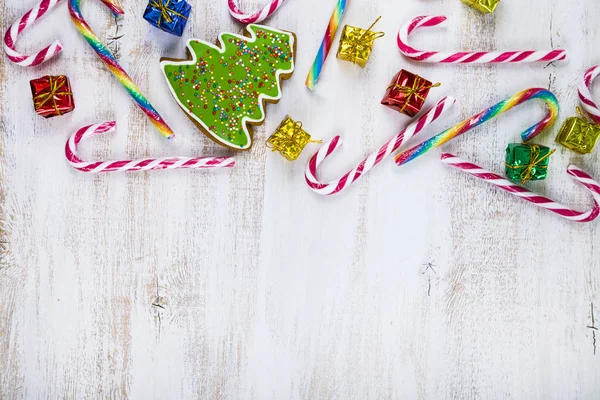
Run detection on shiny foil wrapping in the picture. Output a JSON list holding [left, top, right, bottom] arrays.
[[556, 116, 600, 155], [381, 70, 436, 117], [505, 143, 554, 184], [336, 25, 379, 68], [267, 117, 314, 161], [143, 0, 191, 37], [30, 75, 75, 118], [461, 0, 500, 13]]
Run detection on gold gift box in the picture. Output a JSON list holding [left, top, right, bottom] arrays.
[[267, 116, 317, 161], [555, 116, 600, 155], [336, 18, 384, 68], [461, 0, 500, 13]]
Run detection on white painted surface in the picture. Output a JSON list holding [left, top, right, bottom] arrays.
[[1, 0, 600, 399]]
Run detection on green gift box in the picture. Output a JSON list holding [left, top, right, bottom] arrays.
[[461, 0, 500, 13], [505, 143, 555, 184]]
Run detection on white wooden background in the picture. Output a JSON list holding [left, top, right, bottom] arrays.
[[1, 0, 600, 398]]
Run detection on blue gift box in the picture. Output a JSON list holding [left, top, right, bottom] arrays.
[[143, 0, 191, 37]]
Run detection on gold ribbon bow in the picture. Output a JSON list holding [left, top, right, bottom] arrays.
[[267, 119, 322, 161], [149, 0, 187, 26], [33, 76, 72, 116], [388, 75, 441, 113], [345, 16, 385, 65], [506, 144, 556, 184]]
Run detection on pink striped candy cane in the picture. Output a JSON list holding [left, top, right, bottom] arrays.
[[578, 65, 600, 124], [3, 0, 64, 67], [228, 0, 288, 23], [305, 96, 456, 195], [441, 153, 600, 222], [66, 121, 236, 173], [398, 15, 567, 64]]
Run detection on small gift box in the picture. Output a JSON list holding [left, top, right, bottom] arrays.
[[266, 116, 321, 161], [555, 115, 600, 155], [381, 70, 439, 117], [505, 143, 555, 184], [143, 0, 191, 37], [461, 0, 500, 13], [30, 75, 75, 118], [336, 17, 384, 68]]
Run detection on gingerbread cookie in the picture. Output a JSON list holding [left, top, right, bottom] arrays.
[[160, 24, 296, 151]]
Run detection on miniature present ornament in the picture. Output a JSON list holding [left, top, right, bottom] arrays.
[[555, 109, 600, 155], [336, 17, 385, 68], [30, 75, 75, 118], [505, 143, 555, 184], [381, 70, 440, 117], [267, 117, 321, 161], [461, 0, 500, 13], [143, 0, 191, 37]]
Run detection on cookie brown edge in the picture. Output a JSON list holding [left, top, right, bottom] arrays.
[[160, 27, 298, 152]]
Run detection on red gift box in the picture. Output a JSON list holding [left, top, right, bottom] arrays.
[[381, 70, 438, 117], [30, 75, 75, 118]]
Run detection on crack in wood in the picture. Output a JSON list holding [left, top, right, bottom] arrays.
[[107, 15, 124, 62], [422, 262, 437, 297], [587, 303, 597, 355]]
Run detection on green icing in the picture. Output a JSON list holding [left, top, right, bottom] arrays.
[[161, 24, 295, 149]]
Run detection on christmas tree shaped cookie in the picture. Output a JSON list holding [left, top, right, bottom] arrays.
[[161, 24, 296, 150]]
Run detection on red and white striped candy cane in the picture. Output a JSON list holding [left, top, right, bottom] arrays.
[[441, 153, 600, 222], [397, 15, 567, 64], [228, 0, 288, 23], [578, 65, 600, 124], [305, 96, 456, 195], [3, 0, 64, 67], [65, 121, 236, 173]]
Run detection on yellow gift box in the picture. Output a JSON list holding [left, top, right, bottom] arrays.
[[336, 17, 384, 68], [266, 116, 321, 161]]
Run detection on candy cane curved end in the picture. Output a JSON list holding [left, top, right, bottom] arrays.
[[578, 65, 600, 124], [228, 0, 288, 23], [305, 96, 457, 196], [3, 0, 65, 67], [441, 153, 600, 223], [397, 15, 567, 64], [66, 122, 236, 173]]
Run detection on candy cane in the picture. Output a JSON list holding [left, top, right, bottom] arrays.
[[398, 16, 567, 64], [66, 121, 236, 173], [69, 0, 175, 140], [578, 65, 600, 124], [305, 96, 456, 195], [395, 88, 559, 166], [228, 0, 288, 23], [305, 0, 348, 90], [441, 153, 600, 222], [3, 0, 122, 67]]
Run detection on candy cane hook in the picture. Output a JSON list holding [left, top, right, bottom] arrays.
[[397, 16, 567, 64], [69, 0, 175, 140], [305, 96, 456, 195], [395, 88, 560, 166], [228, 0, 288, 24], [66, 122, 236, 173], [578, 65, 600, 124], [441, 153, 600, 222]]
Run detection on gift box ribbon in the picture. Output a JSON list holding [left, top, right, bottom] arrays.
[[34, 76, 72, 116], [388, 75, 441, 113], [267, 120, 321, 160], [344, 16, 385, 65], [576, 106, 600, 137], [506, 144, 556, 184], [149, 0, 187, 26]]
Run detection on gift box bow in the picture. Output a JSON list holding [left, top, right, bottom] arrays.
[[506, 144, 556, 184], [149, 0, 188, 26], [34, 76, 72, 116], [388, 75, 440, 113], [343, 17, 385, 64]]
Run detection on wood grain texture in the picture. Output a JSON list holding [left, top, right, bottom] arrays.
[[1, 0, 600, 399]]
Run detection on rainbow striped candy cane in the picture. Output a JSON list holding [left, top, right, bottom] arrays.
[[398, 16, 567, 64], [578, 65, 600, 124], [66, 122, 236, 173], [395, 88, 560, 166], [305, 96, 456, 195], [441, 154, 600, 222], [69, 0, 175, 140], [306, 0, 348, 90], [228, 0, 288, 23]]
